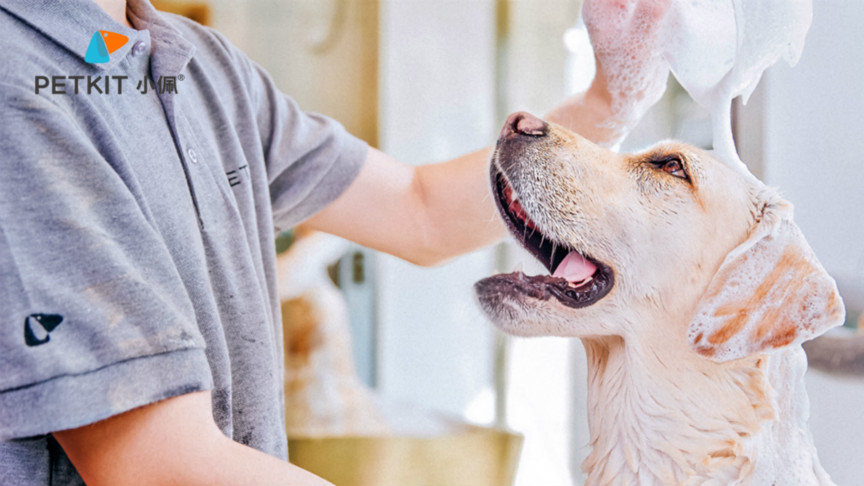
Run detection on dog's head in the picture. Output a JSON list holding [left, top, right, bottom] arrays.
[[475, 112, 844, 362]]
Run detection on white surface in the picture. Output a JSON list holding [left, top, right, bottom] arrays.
[[761, 1, 864, 298], [666, 0, 811, 170], [375, 0, 498, 418], [806, 370, 864, 485], [759, 2, 864, 482], [506, 336, 576, 486]]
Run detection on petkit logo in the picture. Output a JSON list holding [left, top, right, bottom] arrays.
[[34, 30, 184, 96], [85, 30, 129, 63]]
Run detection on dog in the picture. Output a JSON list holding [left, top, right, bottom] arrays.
[[474, 112, 845, 486], [277, 230, 388, 437]]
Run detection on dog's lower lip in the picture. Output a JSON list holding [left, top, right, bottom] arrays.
[[488, 164, 615, 308], [476, 268, 613, 310]]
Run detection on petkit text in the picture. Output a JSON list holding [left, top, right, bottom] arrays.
[[35, 75, 128, 95]]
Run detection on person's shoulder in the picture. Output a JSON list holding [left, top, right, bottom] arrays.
[[157, 12, 254, 74], [155, 11, 265, 99]]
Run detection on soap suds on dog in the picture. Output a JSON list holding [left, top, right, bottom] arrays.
[[583, 0, 812, 176]]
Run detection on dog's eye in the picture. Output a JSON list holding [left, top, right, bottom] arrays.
[[650, 157, 689, 181]]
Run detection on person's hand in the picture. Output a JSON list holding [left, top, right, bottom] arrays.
[[547, 0, 672, 146], [584, 0, 673, 142]]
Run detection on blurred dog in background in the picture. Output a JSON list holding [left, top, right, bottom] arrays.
[[278, 229, 387, 437]]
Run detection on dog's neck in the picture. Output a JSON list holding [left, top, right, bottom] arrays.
[[580, 334, 831, 486]]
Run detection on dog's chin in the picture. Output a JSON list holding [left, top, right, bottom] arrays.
[[473, 277, 559, 336]]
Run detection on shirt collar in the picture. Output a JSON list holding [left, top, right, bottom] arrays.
[[127, 0, 196, 79], [0, 0, 138, 71], [0, 0, 194, 74]]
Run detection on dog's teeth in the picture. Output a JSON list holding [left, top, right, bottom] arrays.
[[566, 275, 593, 288]]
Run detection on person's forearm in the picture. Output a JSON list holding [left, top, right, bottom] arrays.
[[302, 147, 505, 267], [413, 147, 507, 263], [134, 433, 330, 486], [55, 391, 331, 486], [201, 435, 330, 486]]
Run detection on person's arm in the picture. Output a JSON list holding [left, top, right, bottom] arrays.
[[302, 146, 502, 267], [54, 391, 330, 486], [544, 64, 617, 143]]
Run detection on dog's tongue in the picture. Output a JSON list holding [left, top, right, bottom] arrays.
[[553, 252, 596, 283]]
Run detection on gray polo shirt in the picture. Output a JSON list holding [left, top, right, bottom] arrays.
[[0, 0, 368, 483]]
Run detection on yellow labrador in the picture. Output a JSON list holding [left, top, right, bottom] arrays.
[[475, 112, 845, 486]]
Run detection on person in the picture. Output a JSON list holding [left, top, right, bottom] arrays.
[[0, 0, 668, 484]]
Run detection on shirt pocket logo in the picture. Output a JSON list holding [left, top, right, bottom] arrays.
[[24, 313, 64, 346]]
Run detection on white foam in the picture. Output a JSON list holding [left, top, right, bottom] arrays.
[[580, 0, 812, 176]]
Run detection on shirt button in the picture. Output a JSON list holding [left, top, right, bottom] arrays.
[[131, 41, 148, 56], [187, 148, 199, 164]]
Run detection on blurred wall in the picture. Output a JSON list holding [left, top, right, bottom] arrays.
[[209, 0, 379, 145], [375, 0, 498, 418], [764, 0, 864, 300], [759, 2, 864, 306], [754, 2, 864, 484]]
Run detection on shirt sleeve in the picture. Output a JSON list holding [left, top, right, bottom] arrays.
[[264, 90, 370, 232], [214, 30, 370, 232], [0, 84, 213, 440]]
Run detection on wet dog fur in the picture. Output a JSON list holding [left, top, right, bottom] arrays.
[[475, 113, 845, 486]]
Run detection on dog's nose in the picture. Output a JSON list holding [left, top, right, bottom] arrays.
[[500, 112, 548, 141]]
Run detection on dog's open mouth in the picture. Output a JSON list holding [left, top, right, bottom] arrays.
[[489, 168, 614, 309]]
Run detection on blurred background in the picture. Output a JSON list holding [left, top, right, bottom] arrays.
[[161, 0, 863, 484]]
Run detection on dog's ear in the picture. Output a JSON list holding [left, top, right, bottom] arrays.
[[687, 198, 845, 362]]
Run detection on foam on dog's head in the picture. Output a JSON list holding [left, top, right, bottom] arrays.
[[582, 0, 812, 171], [663, 0, 811, 106], [687, 201, 844, 362]]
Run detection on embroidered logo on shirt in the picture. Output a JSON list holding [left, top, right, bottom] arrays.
[[23, 313, 65, 347], [226, 165, 250, 187], [85, 30, 129, 64]]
